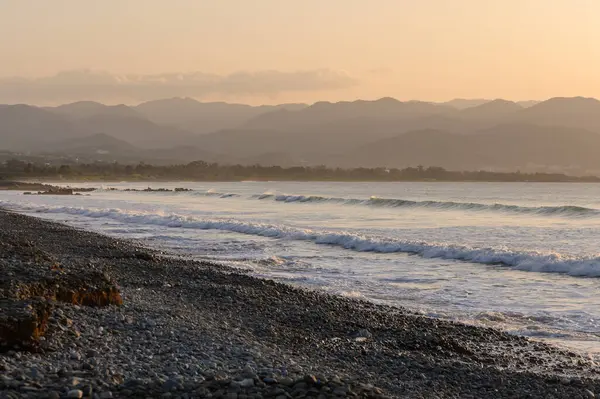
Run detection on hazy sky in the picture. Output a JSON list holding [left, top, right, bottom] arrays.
[[1, 0, 599, 104]]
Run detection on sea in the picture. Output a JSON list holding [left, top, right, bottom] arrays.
[[2, 181, 600, 357]]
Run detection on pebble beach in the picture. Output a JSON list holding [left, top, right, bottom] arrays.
[[2, 209, 600, 398]]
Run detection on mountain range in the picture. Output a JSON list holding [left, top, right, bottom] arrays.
[[2, 96, 600, 174]]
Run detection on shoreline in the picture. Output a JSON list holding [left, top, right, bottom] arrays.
[[1, 210, 600, 398], [7, 178, 600, 184]]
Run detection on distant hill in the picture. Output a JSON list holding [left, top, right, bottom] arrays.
[[514, 97, 600, 132], [2, 96, 600, 174], [516, 100, 539, 108], [245, 98, 455, 130], [73, 114, 193, 149], [190, 97, 600, 167], [136, 97, 306, 134], [47, 101, 141, 120], [43, 133, 137, 155], [340, 124, 600, 174], [459, 99, 523, 120], [0, 105, 77, 151], [443, 99, 492, 109], [139, 146, 219, 165], [0, 102, 194, 152], [443, 98, 539, 110]]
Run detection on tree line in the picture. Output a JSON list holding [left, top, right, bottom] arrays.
[[1, 159, 599, 182]]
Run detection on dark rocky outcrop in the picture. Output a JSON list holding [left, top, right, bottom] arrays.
[[0, 227, 122, 352]]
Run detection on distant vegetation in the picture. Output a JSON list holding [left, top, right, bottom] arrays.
[[1, 159, 598, 182]]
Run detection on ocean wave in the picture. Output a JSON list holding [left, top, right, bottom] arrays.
[[6, 201, 600, 278], [194, 189, 240, 198], [95, 188, 240, 198], [254, 193, 599, 217]]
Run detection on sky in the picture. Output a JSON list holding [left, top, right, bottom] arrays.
[[1, 0, 599, 105]]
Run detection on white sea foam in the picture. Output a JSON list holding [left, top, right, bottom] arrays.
[[5, 201, 600, 278]]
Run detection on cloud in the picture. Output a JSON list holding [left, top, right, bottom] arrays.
[[0, 69, 358, 104]]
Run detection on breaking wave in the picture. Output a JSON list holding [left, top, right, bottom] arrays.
[[253, 193, 599, 218], [194, 189, 240, 198], [7, 202, 600, 278]]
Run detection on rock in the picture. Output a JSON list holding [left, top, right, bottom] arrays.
[[86, 349, 98, 358], [242, 365, 256, 379], [162, 379, 179, 392], [263, 377, 277, 385], [293, 381, 308, 391], [228, 381, 242, 393], [585, 389, 596, 398], [67, 390, 83, 398], [351, 329, 373, 339], [0, 298, 53, 350], [99, 392, 113, 399], [279, 377, 294, 387], [82, 385, 93, 397], [48, 392, 60, 399], [239, 378, 255, 388], [27, 367, 43, 380], [304, 375, 317, 385]]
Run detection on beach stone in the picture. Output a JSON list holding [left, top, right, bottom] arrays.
[[67, 389, 83, 398], [279, 377, 294, 387], [585, 389, 596, 398], [99, 392, 113, 399], [351, 329, 372, 339], [239, 378, 255, 388], [293, 381, 307, 391], [242, 365, 257, 379], [82, 385, 93, 397], [48, 392, 60, 399], [86, 349, 98, 358], [162, 379, 179, 392], [229, 381, 242, 393]]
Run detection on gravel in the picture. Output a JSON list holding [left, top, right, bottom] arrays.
[[1, 209, 600, 398]]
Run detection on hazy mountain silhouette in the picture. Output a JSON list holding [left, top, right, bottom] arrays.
[[43, 133, 137, 154], [341, 124, 600, 173], [245, 98, 454, 130], [73, 114, 193, 149], [443, 99, 492, 109], [459, 99, 523, 120], [0, 103, 193, 151], [48, 101, 141, 120], [0, 105, 78, 151], [140, 146, 219, 165], [2, 96, 600, 174], [517, 100, 540, 108], [514, 97, 600, 132], [136, 97, 306, 134]]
